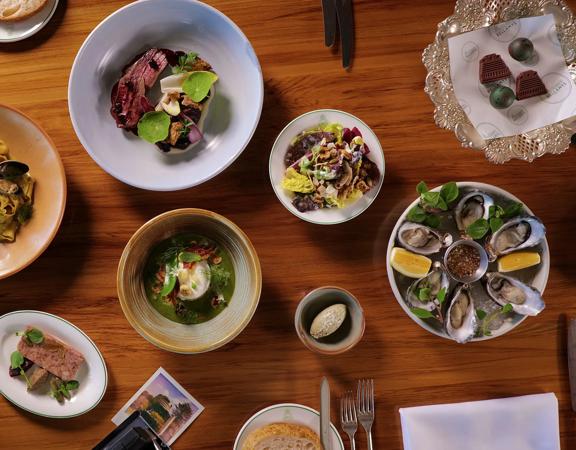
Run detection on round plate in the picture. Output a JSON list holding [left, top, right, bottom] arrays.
[[0, 104, 66, 280], [233, 403, 345, 449], [0, 310, 107, 418], [386, 182, 550, 342], [68, 0, 263, 191], [0, 0, 59, 43], [269, 109, 385, 225]]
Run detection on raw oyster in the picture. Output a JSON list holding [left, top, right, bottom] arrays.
[[445, 285, 477, 343], [486, 216, 545, 261], [454, 191, 494, 232], [309, 304, 347, 339], [407, 262, 450, 312], [398, 222, 453, 255], [484, 272, 545, 316]]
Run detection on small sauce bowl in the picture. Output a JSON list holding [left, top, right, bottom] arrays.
[[443, 239, 489, 283], [294, 286, 365, 355]]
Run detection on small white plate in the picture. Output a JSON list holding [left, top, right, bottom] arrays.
[[0, 310, 107, 418], [68, 0, 263, 191], [269, 109, 385, 225], [0, 0, 59, 43], [233, 403, 344, 449]]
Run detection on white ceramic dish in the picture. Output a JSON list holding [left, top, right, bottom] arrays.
[[0, 0, 59, 43], [386, 182, 550, 342], [68, 0, 263, 191], [269, 109, 385, 225], [233, 403, 344, 450], [0, 310, 107, 418]]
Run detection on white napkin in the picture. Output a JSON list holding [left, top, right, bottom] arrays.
[[399, 393, 560, 450]]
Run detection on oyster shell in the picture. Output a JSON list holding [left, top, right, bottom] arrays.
[[454, 191, 494, 232], [398, 222, 453, 255], [407, 262, 450, 312], [486, 216, 545, 261], [309, 304, 347, 339], [445, 285, 477, 343], [484, 272, 545, 316]]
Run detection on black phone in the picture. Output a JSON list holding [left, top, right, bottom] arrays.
[[93, 411, 171, 450]]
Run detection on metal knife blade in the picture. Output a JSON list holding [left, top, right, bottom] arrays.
[[568, 318, 576, 412], [335, 0, 354, 69], [322, 0, 337, 47], [320, 377, 332, 450]]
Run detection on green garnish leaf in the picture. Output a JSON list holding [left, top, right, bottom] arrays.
[[172, 52, 198, 74], [182, 71, 218, 102], [407, 205, 426, 223], [178, 252, 202, 263], [476, 309, 487, 320], [440, 182, 459, 203], [416, 181, 428, 194], [410, 307, 435, 319], [502, 303, 514, 314], [65, 380, 79, 390], [502, 202, 524, 219], [489, 217, 503, 233], [137, 111, 171, 144], [210, 265, 231, 291], [10, 351, 23, 369], [160, 259, 178, 296], [418, 287, 431, 302], [466, 218, 490, 240], [437, 287, 447, 304], [436, 196, 448, 211], [16, 204, 33, 224], [421, 191, 441, 207], [489, 205, 505, 219], [424, 214, 441, 228], [26, 328, 44, 344]]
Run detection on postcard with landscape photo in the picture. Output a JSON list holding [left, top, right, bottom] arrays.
[[112, 367, 204, 445]]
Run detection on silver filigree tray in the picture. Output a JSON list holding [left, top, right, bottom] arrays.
[[423, 0, 576, 163]]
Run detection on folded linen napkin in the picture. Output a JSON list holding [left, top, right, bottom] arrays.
[[399, 393, 560, 450]]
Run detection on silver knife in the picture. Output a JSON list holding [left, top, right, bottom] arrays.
[[568, 319, 576, 412], [335, 0, 354, 69], [320, 377, 332, 450], [322, 0, 337, 47]]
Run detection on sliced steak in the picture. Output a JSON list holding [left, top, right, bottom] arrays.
[[17, 328, 85, 381]]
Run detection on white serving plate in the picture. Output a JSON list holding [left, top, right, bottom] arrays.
[[68, 0, 263, 191], [233, 403, 344, 449], [269, 109, 385, 225], [0, 0, 59, 43], [0, 310, 107, 418], [386, 182, 550, 342]]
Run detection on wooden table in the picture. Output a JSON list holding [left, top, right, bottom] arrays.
[[1, 0, 576, 448]]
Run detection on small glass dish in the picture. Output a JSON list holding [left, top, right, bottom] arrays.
[[443, 239, 489, 283]]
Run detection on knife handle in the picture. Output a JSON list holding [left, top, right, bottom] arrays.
[[568, 318, 576, 412]]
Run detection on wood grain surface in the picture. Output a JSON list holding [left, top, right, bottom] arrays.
[[1, 0, 576, 448]]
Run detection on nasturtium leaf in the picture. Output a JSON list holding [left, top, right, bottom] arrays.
[[137, 111, 171, 144], [179, 252, 202, 263], [182, 71, 218, 102], [410, 307, 435, 319], [440, 182, 459, 203], [466, 218, 490, 240], [26, 328, 44, 344], [416, 181, 429, 195], [10, 351, 23, 369]]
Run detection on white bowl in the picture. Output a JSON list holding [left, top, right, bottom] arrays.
[[68, 0, 263, 191], [0, 0, 59, 43], [269, 109, 385, 225], [0, 310, 107, 418], [386, 182, 550, 342]]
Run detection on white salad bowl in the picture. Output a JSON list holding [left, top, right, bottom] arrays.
[[269, 109, 385, 225], [68, 0, 263, 191], [0, 310, 108, 418]]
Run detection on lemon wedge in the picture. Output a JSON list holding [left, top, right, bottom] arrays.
[[497, 252, 541, 272], [390, 247, 432, 278]]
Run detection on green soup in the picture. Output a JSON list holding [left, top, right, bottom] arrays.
[[144, 234, 235, 324]]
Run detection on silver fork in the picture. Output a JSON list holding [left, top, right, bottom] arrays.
[[340, 391, 357, 450], [357, 379, 375, 450]]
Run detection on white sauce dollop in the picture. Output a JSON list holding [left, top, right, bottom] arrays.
[[176, 260, 211, 301]]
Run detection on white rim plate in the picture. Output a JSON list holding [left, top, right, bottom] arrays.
[[386, 182, 550, 342], [0, 310, 107, 418], [269, 109, 385, 225], [0, 0, 59, 43], [233, 403, 344, 449], [68, 0, 263, 191]]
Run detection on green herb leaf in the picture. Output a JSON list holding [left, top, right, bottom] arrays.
[[489, 205, 505, 219], [137, 111, 171, 144], [489, 217, 503, 233], [502, 202, 524, 219], [502, 303, 514, 314], [172, 52, 198, 74], [476, 309, 487, 320], [65, 380, 79, 390], [437, 287, 447, 304], [10, 351, 23, 369], [178, 252, 202, 263], [410, 307, 435, 319], [466, 218, 490, 240], [416, 181, 428, 194], [421, 191, 441, 208], [16, 204, 33, 224], [24, 328, 44, 344], [407, 205, 426, 223], [440, 182, 459, 203], [182, 71, 218, 102], [424, 214, 441, 228], [418, 287, 431, 302], [160, 259, 178, 296], [436, 196, 448, 211], [210, 265, 231, 291]]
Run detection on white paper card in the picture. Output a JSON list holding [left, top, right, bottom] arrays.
[[448, 15, 576, 139]]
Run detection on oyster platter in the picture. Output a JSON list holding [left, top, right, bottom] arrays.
[[387, 182, 549, 343]]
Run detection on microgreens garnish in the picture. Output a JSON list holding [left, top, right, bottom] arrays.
[[172, 52, 198, 74], [410, 287, 447, 322], [476, 304, 514, 336], [16, 328, 44, 345], [50, 379, 79, 402], [10, 351, 31, 388]]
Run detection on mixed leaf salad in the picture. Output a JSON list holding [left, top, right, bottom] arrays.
[[281, 123, 380, 212], [110, 48, 218, 154]]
